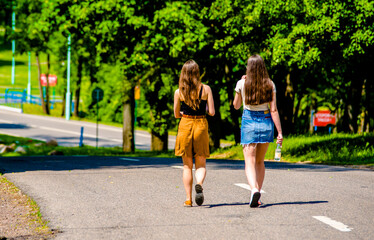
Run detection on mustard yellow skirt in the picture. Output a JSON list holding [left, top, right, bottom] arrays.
[[175, 117, 210, 158]]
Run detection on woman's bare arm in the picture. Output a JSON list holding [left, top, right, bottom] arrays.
[[233, 92, 242, 110], [270, 91, 283, 145], [174, 89, 183, 118], [206, 85, 215, 116]]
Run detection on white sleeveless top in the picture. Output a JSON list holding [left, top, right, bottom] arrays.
[[235, 79, 276, 111]]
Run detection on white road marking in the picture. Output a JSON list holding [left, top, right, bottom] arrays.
[[28, 124, 123, 143], [119, 158, 140, 162], [313, 216, 352, 232], [172, 166, 195, 170], [234, 183, 266, 193], [0, 130, 22, 137], [0, 106, 22, 113], [0, 110, 155, 136], [0, 115, 172, 140], [0, 119, 14, 124]]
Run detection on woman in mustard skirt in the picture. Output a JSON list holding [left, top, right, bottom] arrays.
[[174, 60, 215, 207]]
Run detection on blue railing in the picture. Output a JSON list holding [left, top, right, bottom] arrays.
[[0, 88, 64, 111]]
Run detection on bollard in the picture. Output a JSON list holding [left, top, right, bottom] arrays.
[[79, 126, 84, 147]]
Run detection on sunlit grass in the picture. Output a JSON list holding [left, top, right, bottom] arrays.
[[0, 134, 174, 158], [210, 133, 374, 166], [1, 133, 373, 166]]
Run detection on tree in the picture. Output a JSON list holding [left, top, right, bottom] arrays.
[[141, 1, 209, 150]]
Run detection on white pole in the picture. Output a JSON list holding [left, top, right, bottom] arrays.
[[27, 52, 31, 102], [65, 34, 71, 120]]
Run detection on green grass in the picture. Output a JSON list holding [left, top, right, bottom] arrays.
[[0, 134, 175, 158], [2, 133, 373, 166], [210, 133, 374, 166], [22, 103, 153, 133], [0, 48, 46, 95], [0, 174, 53, 236]]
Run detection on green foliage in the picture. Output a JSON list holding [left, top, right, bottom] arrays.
[[211, 133, 374, 165], [0, 134, 174, 157], [1, 0, 374, 145]]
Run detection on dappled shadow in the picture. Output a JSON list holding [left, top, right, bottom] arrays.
[[204, 200, 328, 208], [0, 156, 368, 175], [259, 200, 328, 208], [0, 123, 30, 129], [0, 156, 183, 174], [205, 202, 249, 208], [0, 59, 25, 67], [208, 159, 367, 172], [285, 136, 374, 165]]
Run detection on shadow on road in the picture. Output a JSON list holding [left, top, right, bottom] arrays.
[[0, 156, 364, 174], [0, 123, 30, 129], [260, 200, 329, 208], [205, 202, 249, 208], [204, 200, 328, 209]]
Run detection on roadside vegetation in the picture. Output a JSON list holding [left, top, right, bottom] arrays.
[[1, 0, 374, 153], [0, 173, 55, 239], [1, 133, 373, 167], [212, 133, 374, 166]]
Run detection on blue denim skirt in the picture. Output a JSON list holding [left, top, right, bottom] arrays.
[[240, 109, 274, 144]]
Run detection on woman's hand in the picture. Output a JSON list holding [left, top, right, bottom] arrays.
[[241, 75, 246, 80], [276, 133, 283, 146]]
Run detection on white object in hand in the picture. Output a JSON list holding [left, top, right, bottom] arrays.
[[274, 144, 281, 161]]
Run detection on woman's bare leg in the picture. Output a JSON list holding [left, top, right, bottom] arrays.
[[243, 144, 258, 190], [182, 156, 193, 201], [194, 156, 206, 185], [255, 143, 269, 191]]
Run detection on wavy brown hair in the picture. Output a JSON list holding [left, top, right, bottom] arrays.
[[179, 60, 201, 110], [244, 54, 273, 105]]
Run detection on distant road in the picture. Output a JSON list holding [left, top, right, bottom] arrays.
[[0, 108, 176, 150]]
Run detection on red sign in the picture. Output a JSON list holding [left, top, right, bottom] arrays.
[[41, 74, 58, 87], [313, 110, 336, 127]]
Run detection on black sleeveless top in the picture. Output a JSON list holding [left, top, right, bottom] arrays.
[[180, 86, 207, 116]]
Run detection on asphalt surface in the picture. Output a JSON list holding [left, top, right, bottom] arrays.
[[0, 108, 176, 150], [1, 156, 373, 239]]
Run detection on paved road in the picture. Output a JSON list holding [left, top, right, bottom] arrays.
[[0, 156, 373, 239], [0, 108, 176, 150]]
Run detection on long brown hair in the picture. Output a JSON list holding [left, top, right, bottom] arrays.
[[179, 60, 201, 110], [244, 54, 273, 105]]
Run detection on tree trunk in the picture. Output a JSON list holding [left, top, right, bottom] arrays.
[[122, 87, 135, 152], [151, 131, 168, 151], [45, 53, 50, 115], [367, 77, 374, 132], [207, 88, 221, 151], [36, 52, 48, 114], [224, 64, 241, 144], [283, 71, 295, 134], [61, 88, 66, 117], [350, 78, 364, 133], [276, 68, 294, 135], [74, 56, 83, 117]]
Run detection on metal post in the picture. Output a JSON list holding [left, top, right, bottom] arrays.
[[79, 126, 84, 147], [65, 34, 71, 120], [96, 97, 99, 149], [11, 2, 16, 85], [27, 52, 31, 102]]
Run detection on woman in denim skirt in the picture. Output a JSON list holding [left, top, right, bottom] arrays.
[[174, 60, 215, 207], [233, 54, 283, 208]]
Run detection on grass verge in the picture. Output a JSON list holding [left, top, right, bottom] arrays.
[[2, 133, 373, 166], [0, 133, 175, 158], [210, 133, 374, 166], [0, 173, 55, 239]]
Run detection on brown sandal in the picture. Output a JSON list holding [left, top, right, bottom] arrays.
[[184, 200, 192, 207]]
